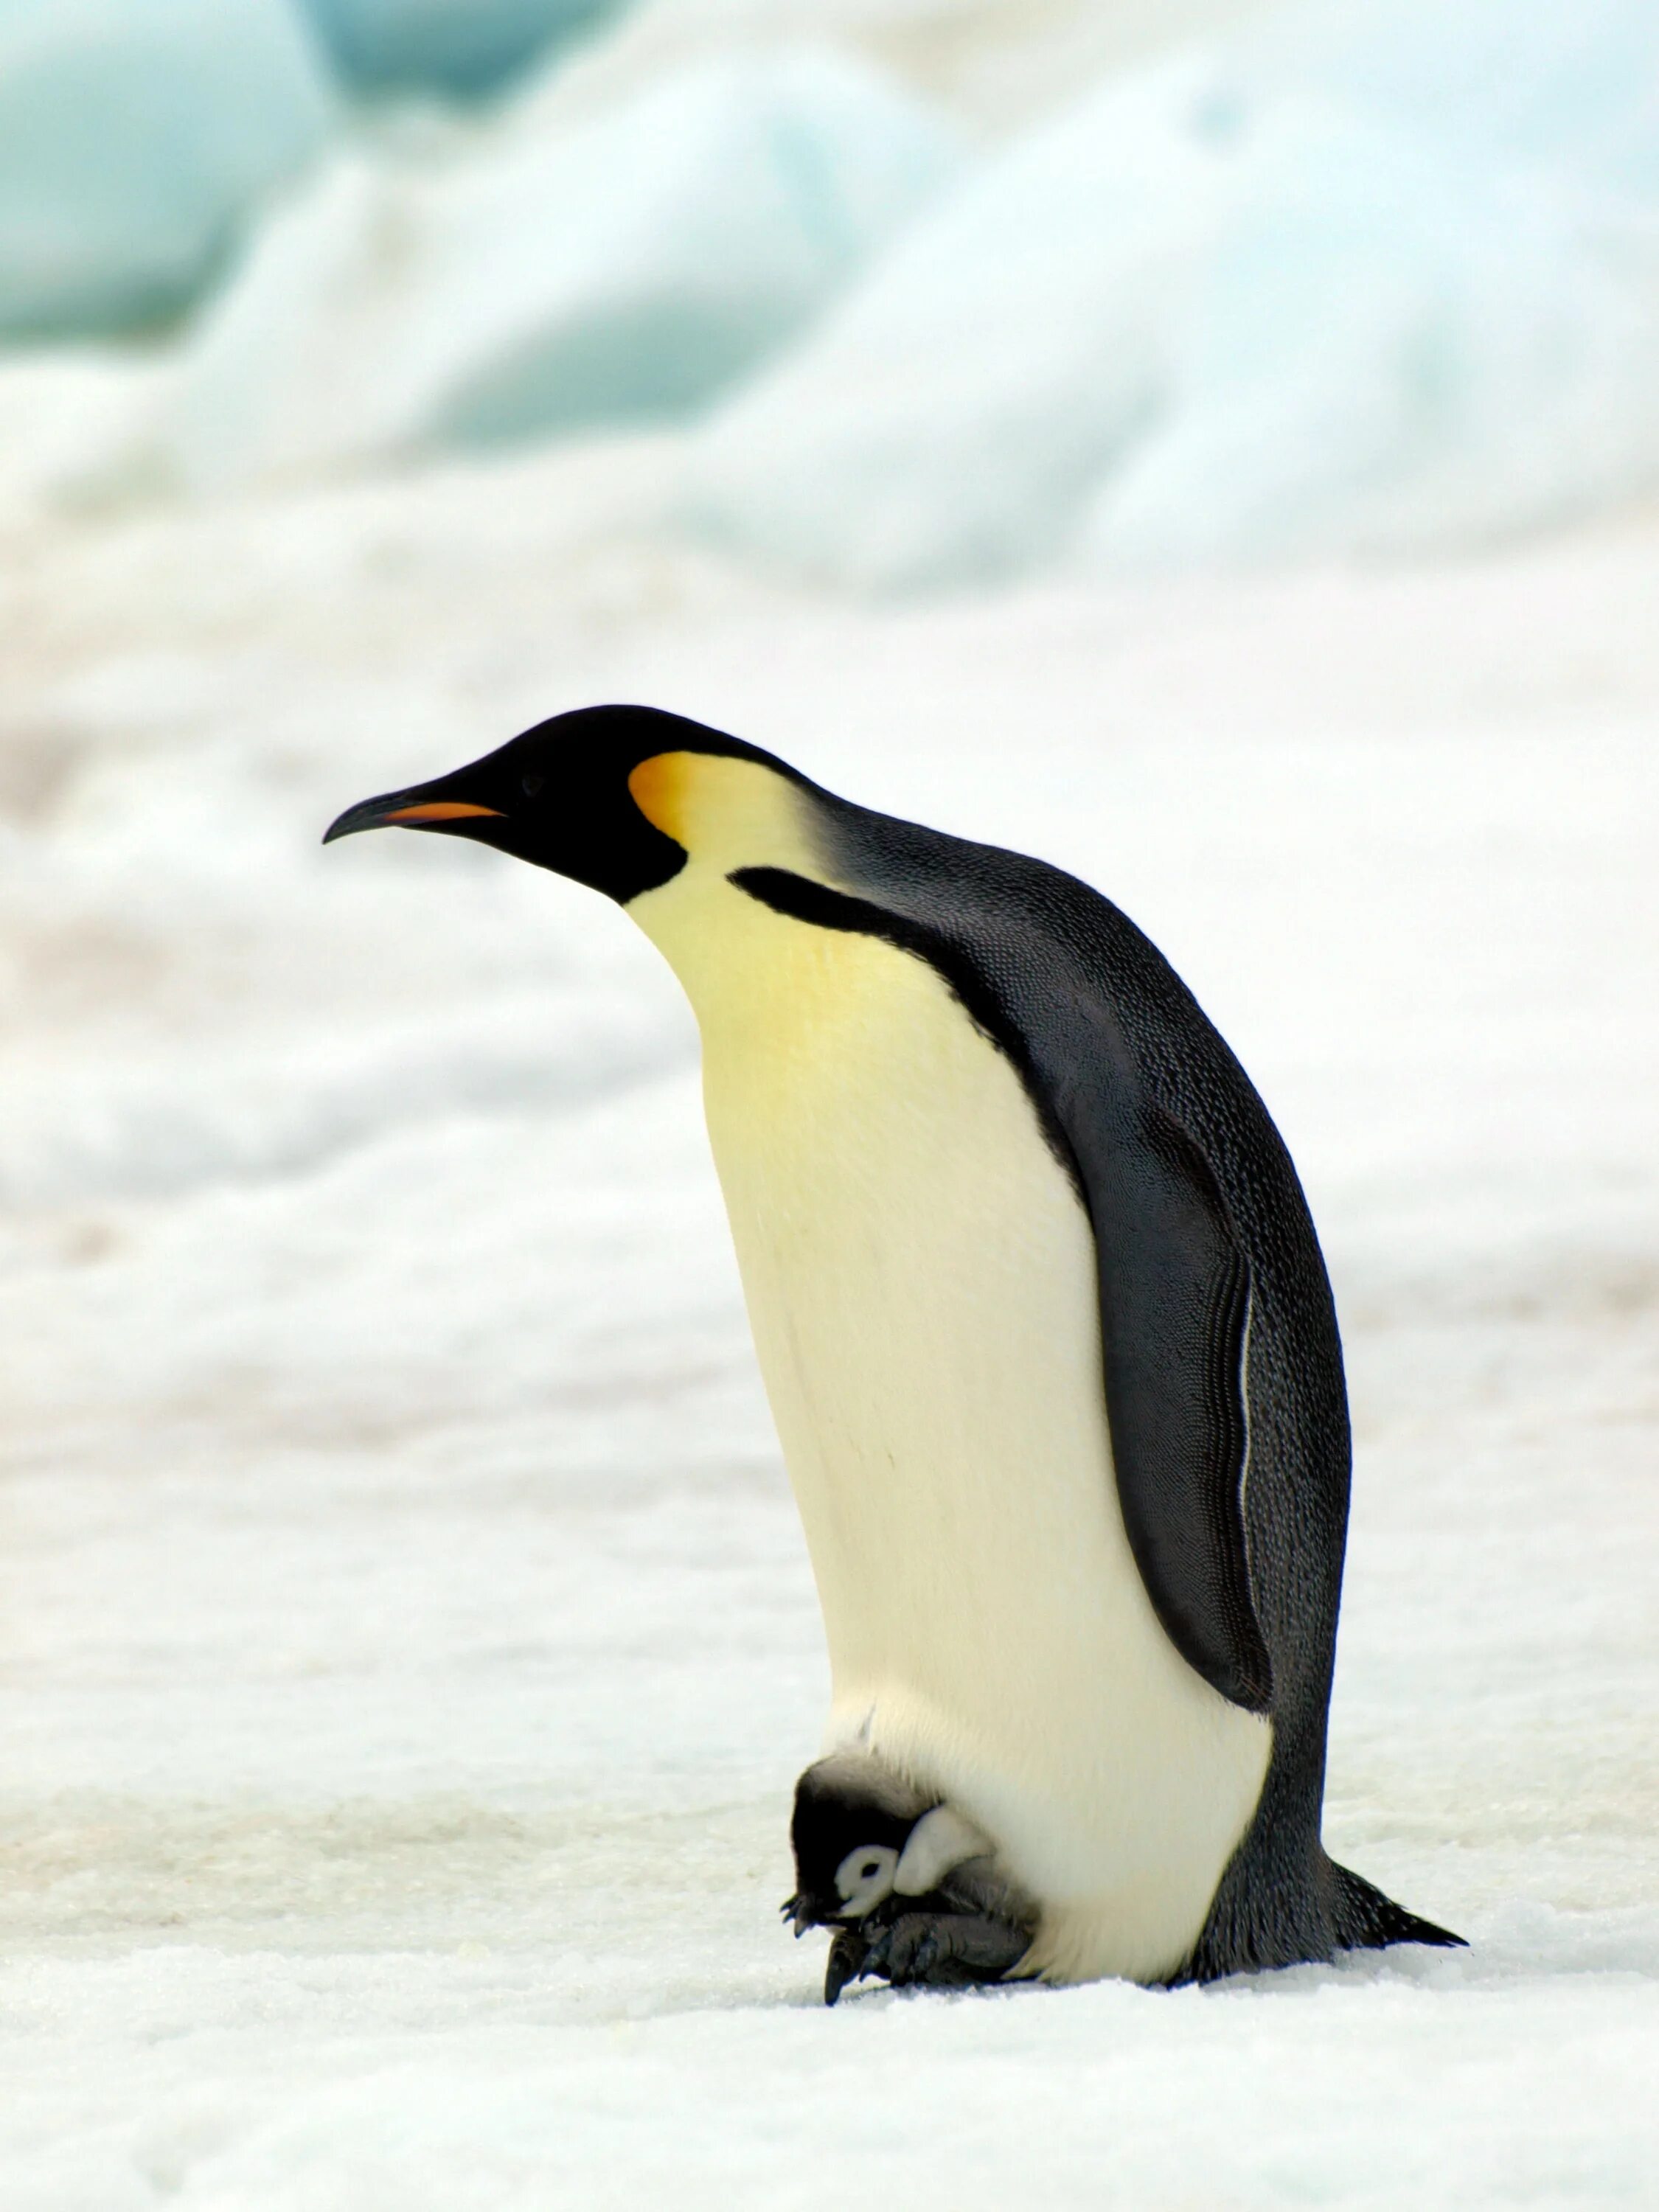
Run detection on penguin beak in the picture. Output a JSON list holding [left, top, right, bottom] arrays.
[[322, 782, 504, 844]]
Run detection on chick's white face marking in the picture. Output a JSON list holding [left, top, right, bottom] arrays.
[[627, 752, 1272, 1985], [835, 1843, 899, 1920]]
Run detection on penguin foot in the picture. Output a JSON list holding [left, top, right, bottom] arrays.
[[863, 1910, 1029, 1992]]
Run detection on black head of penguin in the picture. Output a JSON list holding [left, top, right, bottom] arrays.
[[321, 702, 796, 902], [785, 1755, 936, 1933]]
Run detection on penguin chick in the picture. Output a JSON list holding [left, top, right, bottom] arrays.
[[785, 1751, 931, 1934], [786, 1753, 1035, 2004]]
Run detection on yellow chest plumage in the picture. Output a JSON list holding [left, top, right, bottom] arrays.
[[628, 754, 1270, 1982]]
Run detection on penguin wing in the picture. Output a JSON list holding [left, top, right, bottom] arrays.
[[729, 856, 1273, 1714], [1065, 1089, 1272, 1713]]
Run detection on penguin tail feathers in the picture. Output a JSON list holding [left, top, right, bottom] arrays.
[[1330, 1861, 1466, 1955]]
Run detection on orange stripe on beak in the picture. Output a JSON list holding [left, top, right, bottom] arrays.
[[380, 801, 504, 824]]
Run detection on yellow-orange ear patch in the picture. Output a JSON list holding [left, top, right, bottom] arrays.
[[625, 748, 818, 880], [628, 752, 690, 844]]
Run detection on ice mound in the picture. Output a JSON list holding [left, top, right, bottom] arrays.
[[498, 0, 1278, 140], [685, 0, 1659, 587], [0, 0, 335, 339], [389, 50, 961, 448], [296, 0, 619, 100], [1083, 100, 1659, 568], [1258, 0, 1659, 198], [167, 159, 425, 490], [684, 54, 1239, 590], [170, 50, 960, 487]]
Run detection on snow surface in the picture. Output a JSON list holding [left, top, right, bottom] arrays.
[[687, 0, 1659, 585], [0, 432, 1655, 2202], [167, 52, 959, 489], [0, 0, 334, 339]]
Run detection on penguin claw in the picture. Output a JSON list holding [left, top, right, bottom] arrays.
[[823, 1927, 869, 2007]]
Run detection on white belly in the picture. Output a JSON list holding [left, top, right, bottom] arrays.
[[631, 849, 1270, 1983]]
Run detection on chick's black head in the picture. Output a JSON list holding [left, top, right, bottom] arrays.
[[786, 1754, 934, 1933]]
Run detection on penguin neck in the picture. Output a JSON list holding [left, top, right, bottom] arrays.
[[625, 752, 844, 1026]]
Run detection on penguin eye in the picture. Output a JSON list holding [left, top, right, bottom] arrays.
[[521, 773, 545, 797]]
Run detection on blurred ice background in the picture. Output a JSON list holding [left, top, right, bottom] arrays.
[[1, 2, 1655, 2205]]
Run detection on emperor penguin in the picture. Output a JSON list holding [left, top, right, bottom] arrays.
[[325, 703, 1461, 1992]]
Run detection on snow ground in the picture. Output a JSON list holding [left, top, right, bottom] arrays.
[[0, 451, 1656, 2205]]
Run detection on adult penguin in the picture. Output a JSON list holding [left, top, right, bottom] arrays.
[[325, 703, 1461, 1989]]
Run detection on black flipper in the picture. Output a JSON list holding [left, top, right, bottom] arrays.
[[1073, 1098, 1272, 1711]]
